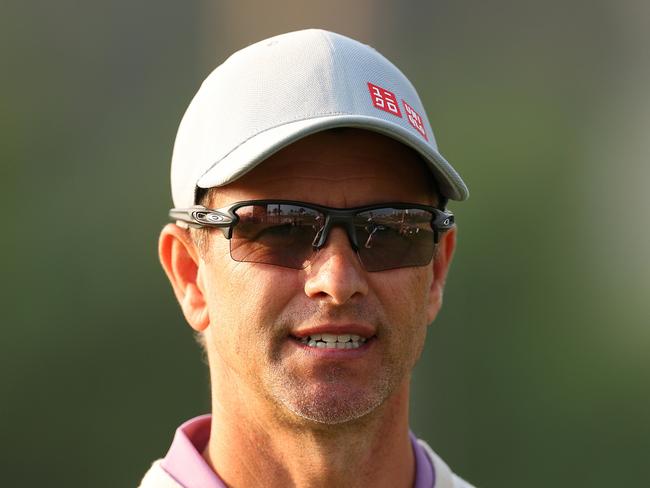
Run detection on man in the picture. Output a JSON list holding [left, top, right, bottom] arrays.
[[140, 29, 474, 488]]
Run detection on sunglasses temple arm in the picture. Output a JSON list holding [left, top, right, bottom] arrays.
[[432, 210, 455, 243], [169, 207, 235, 233], [169, 208, 199, 229]]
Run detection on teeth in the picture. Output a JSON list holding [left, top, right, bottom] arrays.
[[308, 334, 366, 343], [299, 333, 368, 349], [322, 333, 338, 343]]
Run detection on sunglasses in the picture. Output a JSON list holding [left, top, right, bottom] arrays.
[[170, 200, 454, 272]]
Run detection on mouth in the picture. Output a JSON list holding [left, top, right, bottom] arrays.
[[289, 324, 376, 351]]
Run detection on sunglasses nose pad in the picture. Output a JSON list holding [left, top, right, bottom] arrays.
[[312, 226, 325, 247], [311, 219, 359, 251], [363, 224, 386, 249]]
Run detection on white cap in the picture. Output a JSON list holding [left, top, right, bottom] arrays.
[[171, 29, 469, 208]]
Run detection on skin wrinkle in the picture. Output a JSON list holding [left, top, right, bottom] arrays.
[[162, 129, 456, 488]]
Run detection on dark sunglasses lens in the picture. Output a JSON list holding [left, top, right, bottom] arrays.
[[230, 204, 323, 269], [354, 208, 435, 271]]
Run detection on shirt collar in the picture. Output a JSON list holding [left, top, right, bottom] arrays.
[[161, 414, 435, 488], [161, 414, 226, 488]]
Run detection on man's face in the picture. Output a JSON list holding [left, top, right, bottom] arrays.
[[194, 129, 452, 425]]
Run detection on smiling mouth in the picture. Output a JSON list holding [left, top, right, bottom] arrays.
[[292, 333, 369, 349]]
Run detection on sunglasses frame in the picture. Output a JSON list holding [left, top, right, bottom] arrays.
[[170, 200, 455, 270]]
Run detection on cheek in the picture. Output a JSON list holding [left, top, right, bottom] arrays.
[[372, 268, 432, 324], [371, 268, 432, 358], [202, 260, 301, 351]]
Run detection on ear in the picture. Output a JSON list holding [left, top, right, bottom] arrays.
[[158, 224, 210, 332], [426, 227, 457, 324]]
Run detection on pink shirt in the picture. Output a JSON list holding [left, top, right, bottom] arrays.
[[159, 414, 435, 488]]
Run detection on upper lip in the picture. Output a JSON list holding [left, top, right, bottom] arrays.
[[291, 323, 376, 339]]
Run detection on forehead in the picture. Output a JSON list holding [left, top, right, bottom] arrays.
[[209, 129, 436, 207]]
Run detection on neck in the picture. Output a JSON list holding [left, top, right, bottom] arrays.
[[202, 366, 414, 488]]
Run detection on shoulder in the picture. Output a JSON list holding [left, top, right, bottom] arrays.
[[416, 439, 477, 488], [138, 459, 184, 488]]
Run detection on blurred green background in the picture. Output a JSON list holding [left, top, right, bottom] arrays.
[[2, 0, 648, 486]]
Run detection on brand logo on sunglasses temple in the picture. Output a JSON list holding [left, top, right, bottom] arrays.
[[193, 210, 229, 224]]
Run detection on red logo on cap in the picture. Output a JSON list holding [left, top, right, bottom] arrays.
[[368, 82, 402, 118], [402, 100, 428, 140]]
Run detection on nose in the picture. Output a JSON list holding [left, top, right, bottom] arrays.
[[304, 227, 369, 304]]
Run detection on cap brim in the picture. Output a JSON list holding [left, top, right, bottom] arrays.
[[197, 114, 469, 201]]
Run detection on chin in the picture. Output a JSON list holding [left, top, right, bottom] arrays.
[[273, 378, 394, 426]]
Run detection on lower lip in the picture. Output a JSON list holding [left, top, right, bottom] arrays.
[[289, 337, 376, 358]]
